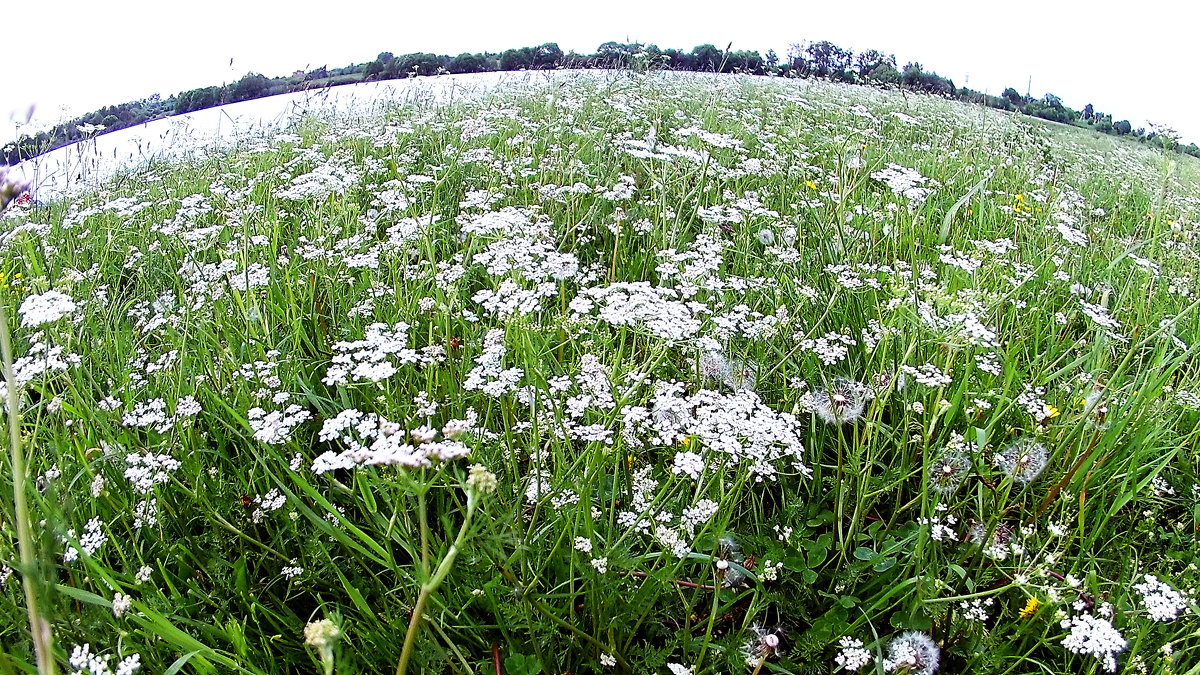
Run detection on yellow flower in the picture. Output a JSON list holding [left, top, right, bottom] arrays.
[[805, 180, 818, 190], [1019, 597, 1039, 619], [1045, 405, 1060, 419]]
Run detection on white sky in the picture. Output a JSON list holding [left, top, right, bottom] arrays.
[[4, 0, 1196, 146]]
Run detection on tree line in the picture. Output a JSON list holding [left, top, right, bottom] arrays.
[[4, 39, 1197, 165]]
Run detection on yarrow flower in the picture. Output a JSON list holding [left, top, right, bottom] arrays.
[[835, 636, 873, 671], [19, 290, 77, 327], [882, 631, 939, 674], [68, 643, 141, 675]]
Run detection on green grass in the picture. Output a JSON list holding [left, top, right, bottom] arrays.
[[1, 71, 1199, 675]]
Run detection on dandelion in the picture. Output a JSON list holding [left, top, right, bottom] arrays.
[[1019, 596, 1040, 619], [970, 521, 1015, 560], [995, 438, 1048, 484], [742, 623, 786, 668], [928, 448, 971, 494], [882, 631, 940, 674], [808, 377, 872, 424]]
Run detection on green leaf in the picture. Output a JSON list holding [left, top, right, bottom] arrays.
[[503, 654, 544, 675], [873, 557, 897, 573], [163, 652, 203, 675], [853, 546, 877, 561]]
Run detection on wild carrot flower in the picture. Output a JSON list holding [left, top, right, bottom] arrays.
[[1060, 612, 1125, 672]]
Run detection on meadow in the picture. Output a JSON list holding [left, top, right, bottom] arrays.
[[1, 70, 1198, 674]]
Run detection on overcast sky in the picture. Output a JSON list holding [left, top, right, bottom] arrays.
[[4, 0, 1195, 146]]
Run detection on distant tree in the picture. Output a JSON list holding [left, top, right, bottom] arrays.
[[449, 52, 488, 74], [1114, 119, 1133, 135], [1082, 103, 1094, 122], [806, 40, 852, 78], [596, 42, 643, 67], [866, 62, 901, 86], [727, 50, 763, 74], [533, 42, 563, 68], [1043, 93, 1063, 109], [688, 44, 722, 71], [854, 49, 895, 79], [1002, 87, 1024, 106], [765, 49, 779, 70], [228, 73, 270, 102], [500, 47, 535, 70], [661, 48, 692, 70]]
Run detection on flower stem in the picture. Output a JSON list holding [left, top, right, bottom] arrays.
[[395, 492, 477, 675], [1, 304, 57, 675]]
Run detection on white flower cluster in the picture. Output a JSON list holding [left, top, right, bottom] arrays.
[[324, 322, 442, 386], [1060, 612, 1126, 672], [248, 405, 312, 444], [615, 467, 719, 558], [68, 643, 141, 675], [959, 597, 994, 621], [311, 410, 471, 473], [124, 451, 181, 493], [121, 396, 200, 434], [622, 382, 809, 482], [63, 517, 106, 562], [901, 363, 952, 388], [133, 499, 158, 528], [1079, 300, 1121, 331], [111, 592, 132, 618], [918, 503, 959, 542], [834, 636, 873, 671], [571, 282, 702, 342], [457, 205, 549, 238], [19, 289, 78, 327], [470, 236, 579, 317], [1132, 574, 1189, 622], [252, 488, 287, 524], [275, 161, 360, 201], [871, 163, 933, 206], [798, 331, 857, 366], [9, 334, 82, 387], [463, 329, 524, 396]]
